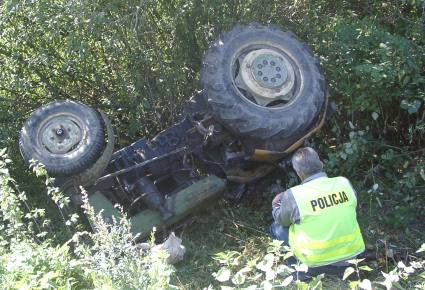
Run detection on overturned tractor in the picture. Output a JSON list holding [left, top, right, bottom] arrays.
[[19, 23, 328, 238]]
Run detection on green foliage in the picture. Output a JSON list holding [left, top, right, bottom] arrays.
[[342, 258, 374, 290], [321, 122, 425, 229], [2, 0, 422, 145], [0, 0, 197, 145], [319, 18, 425, 112], [211, 241, 322, 289], [0, 148, 27, 242], [73, 189, 174, 289], [377, 259, 425, 290], [211, 243, 425, 290], [317, 14, 425, 148], [0, 241, 89, 289], [323, 127, 370, 176], [0, 150, 174, 289]]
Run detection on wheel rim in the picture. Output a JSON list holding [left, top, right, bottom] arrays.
[[233, 46, 298, 107], [39, 115, 84, 154], [251, 53, 288, 88]]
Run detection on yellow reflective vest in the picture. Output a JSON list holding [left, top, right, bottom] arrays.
[[288, 176, 365, 267]]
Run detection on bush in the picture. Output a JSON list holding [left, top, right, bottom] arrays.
[[316, 17, 425, 146], [0, 150, 174, 289], [73, 189, 174, 289], [0, 241, 89, 289]]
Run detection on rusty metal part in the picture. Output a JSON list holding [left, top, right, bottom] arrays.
[[250, 94, 329, 162]]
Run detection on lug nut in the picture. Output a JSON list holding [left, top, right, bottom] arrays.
[[271, 78, 276, 82], [257, 64, 263, 69], [263, 77, 268, 81], [276, 74, 281, 78], [276, 67, 281, 71], [263, 60, 268, 65], [56, 128, 64, 136], [271, 61, 276, 66], [258, 71, 263, 76]]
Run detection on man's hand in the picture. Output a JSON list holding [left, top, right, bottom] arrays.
[[272, 192, 283, 208]]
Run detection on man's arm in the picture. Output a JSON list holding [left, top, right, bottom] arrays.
[[272, 189, 300, 227]]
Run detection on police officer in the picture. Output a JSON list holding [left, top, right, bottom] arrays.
[[271, 147, 365, 274]]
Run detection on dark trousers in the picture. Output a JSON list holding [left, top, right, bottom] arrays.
[[269, 222, 297, 265], [269, 222, 290, 244]]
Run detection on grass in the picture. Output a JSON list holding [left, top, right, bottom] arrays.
[[173, 200, 271, 289]]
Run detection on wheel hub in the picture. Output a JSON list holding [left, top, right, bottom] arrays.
[[41, 116, 83, 154], [251, 54, 287, 88], [235, 48, 296, 106]]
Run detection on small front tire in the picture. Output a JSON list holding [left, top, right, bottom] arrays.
[[19, 100, 105, 177]]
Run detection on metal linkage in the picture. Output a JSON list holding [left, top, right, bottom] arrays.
[[95, 146, 189, 184]]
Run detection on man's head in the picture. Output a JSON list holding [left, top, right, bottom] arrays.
[[291, 147, 323, 181]]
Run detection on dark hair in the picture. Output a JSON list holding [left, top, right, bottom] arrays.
[[291, 147, 323, 177]]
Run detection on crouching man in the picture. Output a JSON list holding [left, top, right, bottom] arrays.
[[271, 147, 365, 275]]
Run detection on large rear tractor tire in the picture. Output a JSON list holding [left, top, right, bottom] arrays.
[[201, 23, 326, 151]]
